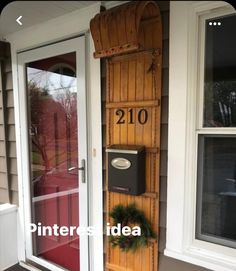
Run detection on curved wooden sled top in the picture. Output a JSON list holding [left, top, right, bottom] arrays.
[[90, 1, 162, 58]]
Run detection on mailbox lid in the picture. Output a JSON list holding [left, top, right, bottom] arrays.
[[106, 145, 145, 154]]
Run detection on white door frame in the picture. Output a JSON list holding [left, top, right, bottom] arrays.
[[17, 36, 88, 271], [5, 3, 103, 271]]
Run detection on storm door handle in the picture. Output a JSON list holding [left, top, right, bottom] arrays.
[[68, 159, 86, 183]]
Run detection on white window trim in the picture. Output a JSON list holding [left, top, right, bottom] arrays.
[[4, 2, 103, 271], [166, 1, 236, 271]]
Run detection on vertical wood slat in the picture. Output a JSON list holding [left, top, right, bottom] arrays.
[[0, 60, 11, 203]]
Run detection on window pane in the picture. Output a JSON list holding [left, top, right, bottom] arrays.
[[196, 135, 236, 247], [204, 14, 236, 127]]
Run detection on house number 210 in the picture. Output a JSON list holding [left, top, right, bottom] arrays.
[[116, 108, 148, 125]]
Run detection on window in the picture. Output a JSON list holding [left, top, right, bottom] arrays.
[[203, 14, 236, 128], [166, 2, 236, 271], [196, 135, 236, 247], [196, 14, 236, 249]]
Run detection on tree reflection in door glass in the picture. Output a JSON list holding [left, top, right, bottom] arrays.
[[27, 52, 81, 271]]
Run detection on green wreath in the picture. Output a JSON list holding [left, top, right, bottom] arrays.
[[109, 203, 156, 252]]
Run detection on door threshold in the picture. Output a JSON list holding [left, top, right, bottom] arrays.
[[19, 261, 49, 271]]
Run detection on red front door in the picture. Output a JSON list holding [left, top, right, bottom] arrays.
[[27, 51, 83, 271]]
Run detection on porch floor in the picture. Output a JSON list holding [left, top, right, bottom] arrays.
[[4, 265, 28, 271]]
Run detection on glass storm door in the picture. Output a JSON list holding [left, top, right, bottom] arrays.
[[17, 37, 88, 271]]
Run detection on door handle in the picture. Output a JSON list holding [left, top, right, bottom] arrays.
[[68, 166, 77, 171], [68, 165, 85, 171], [80, 159, 86, 183], [68, 159, 86, 183]]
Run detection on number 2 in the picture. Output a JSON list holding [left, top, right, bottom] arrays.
[[116, 109, 125, 124]]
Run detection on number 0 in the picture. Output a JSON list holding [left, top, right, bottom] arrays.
[[138, 109, 148, 124]]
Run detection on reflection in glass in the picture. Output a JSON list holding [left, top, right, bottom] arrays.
[[204, 14, 236, 127], [27, 52, 80, 271], [196, 136, 236, 247]]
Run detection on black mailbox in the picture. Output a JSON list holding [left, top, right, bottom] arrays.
[[106, 145, 145, 195]]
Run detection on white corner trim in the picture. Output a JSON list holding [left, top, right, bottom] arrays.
[[0, 203, 17, 215], [87, 32, 103, 271], [167, 0, 189, 253], [167, 1, 236, 271], [0, 204, 18, 270]]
